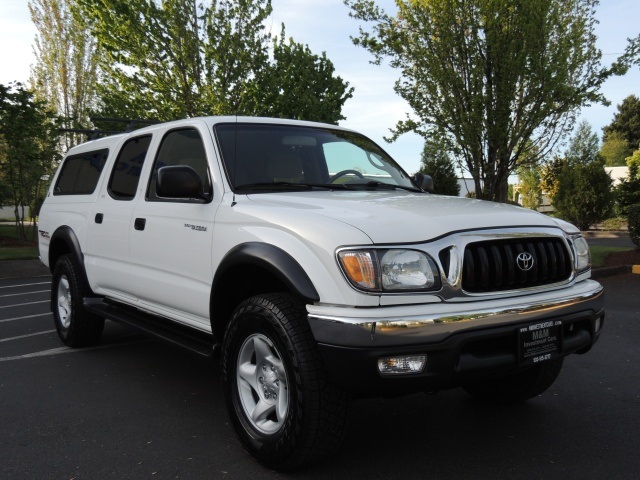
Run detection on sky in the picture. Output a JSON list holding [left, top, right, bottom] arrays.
[[1, 0, 639, 175]]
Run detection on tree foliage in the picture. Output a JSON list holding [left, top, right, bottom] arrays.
[[29, 0, 100, 150], [345, 0, 621, 202], [629, 203, 640, 250], [76, 0, 352, 123], [552, 122, 613, 230], [251, 29, 354, 123], [0, 84, 61, 240], [599, 131, 632, 166], [418, 137, 460, 196], [517, 165, 542, 211], [602, 95, 640, 150], [540, 155, 564, 201], [614, 149, 640, 217]]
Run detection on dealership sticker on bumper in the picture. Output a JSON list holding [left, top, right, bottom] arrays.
[[518, 320, 563, 366]]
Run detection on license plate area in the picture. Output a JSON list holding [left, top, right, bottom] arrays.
[[518, 321, 563, 366]]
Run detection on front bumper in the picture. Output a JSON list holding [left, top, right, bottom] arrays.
[[307, 280, 604, 395]]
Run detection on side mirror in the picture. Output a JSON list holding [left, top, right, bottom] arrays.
[[156, 165, 207, 200], [413, 173, 435, 193]]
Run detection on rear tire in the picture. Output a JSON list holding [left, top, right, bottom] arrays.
[[463, 358, 564, 404], [221, 293, 349, 470], [52, 254, 104, 347]]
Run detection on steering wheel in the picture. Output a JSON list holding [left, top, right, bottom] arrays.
[[330, 169, 365, 183]]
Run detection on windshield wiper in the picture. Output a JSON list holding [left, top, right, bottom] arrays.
[[235, 182, 348, 191], [342, 181, 423, 193]]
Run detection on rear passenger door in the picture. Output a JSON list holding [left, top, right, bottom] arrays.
[[127, 126, 216, 329], [86, 135, 152, 300]]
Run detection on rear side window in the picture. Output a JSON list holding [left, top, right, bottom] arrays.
[[53, 149, 108, 195], [108, 136, 152, 200]]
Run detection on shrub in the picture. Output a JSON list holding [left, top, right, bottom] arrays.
[[629, 204, 640, 249], [600, 217, 627, 231]]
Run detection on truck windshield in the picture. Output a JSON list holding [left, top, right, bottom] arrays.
[[213, 123, 416, 192]]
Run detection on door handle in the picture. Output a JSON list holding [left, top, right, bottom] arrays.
[[95, 213, 104, 224], [134, 218, 146, 231]]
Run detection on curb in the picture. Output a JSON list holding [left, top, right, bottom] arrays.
[[591, 265, 633, 279]]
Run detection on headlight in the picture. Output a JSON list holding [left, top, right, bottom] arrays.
[[338, 248, 440, 293], [572, 235, 591, 272]]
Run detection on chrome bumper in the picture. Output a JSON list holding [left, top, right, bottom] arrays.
[[307, 280, 604, 348]]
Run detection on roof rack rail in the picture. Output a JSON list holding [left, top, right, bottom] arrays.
[[59, 118, 161, 140]]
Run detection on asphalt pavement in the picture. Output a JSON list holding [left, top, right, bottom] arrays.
[[1, 260, 639, 479]]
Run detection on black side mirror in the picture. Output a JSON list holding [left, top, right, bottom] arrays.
[[156, 165, 207, 200], [413, 173, 434, 193]]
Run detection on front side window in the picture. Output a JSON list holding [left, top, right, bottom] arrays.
[[108, 135, 152, 200], [213, 124, 416, 192], [147, 128, 211, 201], [54, 149, 108, 195]]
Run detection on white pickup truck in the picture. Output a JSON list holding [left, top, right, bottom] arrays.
[[38, 116, 604, 469]]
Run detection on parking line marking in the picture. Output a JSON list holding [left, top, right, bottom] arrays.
[[0, 282, 51, 290], [0, 329, 57, 343], [0, 290, 50, 298], [0, 313, 51, 323], [0, 300, 49, 309], [0, 338, 150, 362], [0, 346, 73, 361]]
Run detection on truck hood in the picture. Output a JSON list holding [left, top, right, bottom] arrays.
[[247, 191, 565, 244]]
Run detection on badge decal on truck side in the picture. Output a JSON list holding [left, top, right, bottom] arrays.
[[184, 223, 207, 232]]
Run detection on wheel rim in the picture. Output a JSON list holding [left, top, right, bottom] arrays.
[[57, 275, 72, 328], [236, 333, 289, 435]]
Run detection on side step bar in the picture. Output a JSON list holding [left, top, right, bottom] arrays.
[[84, 297, 217, 358]]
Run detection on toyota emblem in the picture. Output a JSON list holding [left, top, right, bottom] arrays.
[[516, 252, 534, 271]]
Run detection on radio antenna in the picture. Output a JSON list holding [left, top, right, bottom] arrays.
[[231, 114, 238, 207]]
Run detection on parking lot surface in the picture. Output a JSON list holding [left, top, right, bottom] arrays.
[[1, 270, 639, 479]]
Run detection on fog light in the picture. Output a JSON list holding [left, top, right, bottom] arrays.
[[378, 355, 427, 375], [595, 316, 602, 334]]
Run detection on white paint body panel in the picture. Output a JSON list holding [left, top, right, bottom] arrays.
[[38, 116, 592, 336]]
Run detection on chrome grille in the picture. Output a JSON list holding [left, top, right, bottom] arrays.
[[461, 237, 572, 293]]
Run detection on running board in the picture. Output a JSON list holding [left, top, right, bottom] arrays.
[[83, 297, 217, 358]]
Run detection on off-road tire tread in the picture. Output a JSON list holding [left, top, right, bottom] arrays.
[[222, 293, 349, 470], [52, 254, 104, 347]]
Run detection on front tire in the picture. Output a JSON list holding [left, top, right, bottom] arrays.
[[464, 358, 564, 404], [52, 254, 104, 347], [221, 293, 349, 470]]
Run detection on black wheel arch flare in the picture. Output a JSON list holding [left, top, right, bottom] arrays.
[[210, 242, 320, 339]]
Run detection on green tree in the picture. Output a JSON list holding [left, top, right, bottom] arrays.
[[345, 0, 622, 202], [565, 120, 601, 166], [76, 0, 260, 119], [517, 165, 542, 211], [250, 29, 354, 123], [29, 0, 100, 150], [600, 131, 632, 166], [417, 137, 460, 196], [0, 83, 61, 240], [552, 122, 613, 230], [540, 155, 564, 201], [602, 95, 640, 150], [614, 148, 640, 217], [77, 0, 352, 124]]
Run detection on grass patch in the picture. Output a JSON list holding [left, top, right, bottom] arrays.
[[0, 224, 39, 260], [590, 245, 634, 268], [0, 224, 38, 241], [0, 246, 39, 261]]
